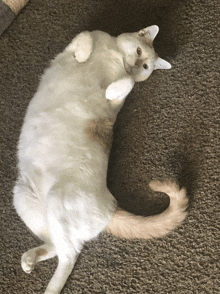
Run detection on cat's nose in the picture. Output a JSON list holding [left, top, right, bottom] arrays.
[[135, 59, 144, 67]]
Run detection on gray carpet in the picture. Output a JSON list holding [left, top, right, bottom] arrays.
[[1, 0, 220, 293]]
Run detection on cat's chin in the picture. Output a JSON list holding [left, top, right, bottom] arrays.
[[132, 70, 152, 82], [133, 75, 151, 82]]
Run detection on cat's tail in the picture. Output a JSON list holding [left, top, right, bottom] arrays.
[[106, 180, 188, 239]]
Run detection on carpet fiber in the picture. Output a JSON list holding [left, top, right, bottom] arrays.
[[1, 0, 220, 293]]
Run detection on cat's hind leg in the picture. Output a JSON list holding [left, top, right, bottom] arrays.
[[43, 186, 82, 294], [13, 176, 57, 273], [21, 243, 56, 274], [44, 251, 78, 294], [13, 176, 49, 241], [65, 31, 93, 63]]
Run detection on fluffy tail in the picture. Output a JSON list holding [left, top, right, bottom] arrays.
[[106, 180, 188, 239]]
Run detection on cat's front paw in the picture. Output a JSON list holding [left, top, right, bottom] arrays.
[[21, 250, 36, 273], [66, 31, 93, 63], [105, 85, 119, 101], [106, 77, 135, 101], [74, 32, 93, 63], [75, 49, 91, 63]]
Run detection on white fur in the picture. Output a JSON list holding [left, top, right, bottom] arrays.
[[65, 31, 93, 63], [105, 77, 135, 101], [13, 28, 182, 294]]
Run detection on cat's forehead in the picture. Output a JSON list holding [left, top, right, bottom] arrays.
[[135, 36, 155, 58]]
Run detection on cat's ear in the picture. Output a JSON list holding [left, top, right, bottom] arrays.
[[138, 25, 159, 42], [154, 57, 172, 70]]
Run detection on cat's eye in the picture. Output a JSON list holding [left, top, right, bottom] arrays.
[[137, 47, 142, 56], [143, 63, 148, 70]]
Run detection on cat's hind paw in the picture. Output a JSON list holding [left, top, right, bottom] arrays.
[[21, 250, 36, 273]]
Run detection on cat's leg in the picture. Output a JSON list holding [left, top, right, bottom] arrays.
[[13, 176, 50, 242], [105, 76, 135, 101], [65, 31, 93, 63], [13, 177, 56, 273], [43, 187, 81, 294], [44, 252, 78, 294], [21, 243, 56, 274]]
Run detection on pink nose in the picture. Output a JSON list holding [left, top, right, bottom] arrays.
[[135, 58, 147, 67]]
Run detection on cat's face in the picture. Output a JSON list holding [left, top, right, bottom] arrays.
[[116, 25, 171, 82]]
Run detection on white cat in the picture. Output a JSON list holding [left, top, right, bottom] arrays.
[[13, 26, 187, 294]]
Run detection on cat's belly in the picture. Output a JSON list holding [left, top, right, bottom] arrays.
[[18, 107, 109, 193]]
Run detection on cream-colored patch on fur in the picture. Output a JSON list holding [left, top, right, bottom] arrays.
[[106, 180, 188, 239], [36, 248, 48, 257], [85, 119, 113, 154]]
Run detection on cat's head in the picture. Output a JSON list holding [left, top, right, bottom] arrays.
[[116, 25, 171, 82]]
